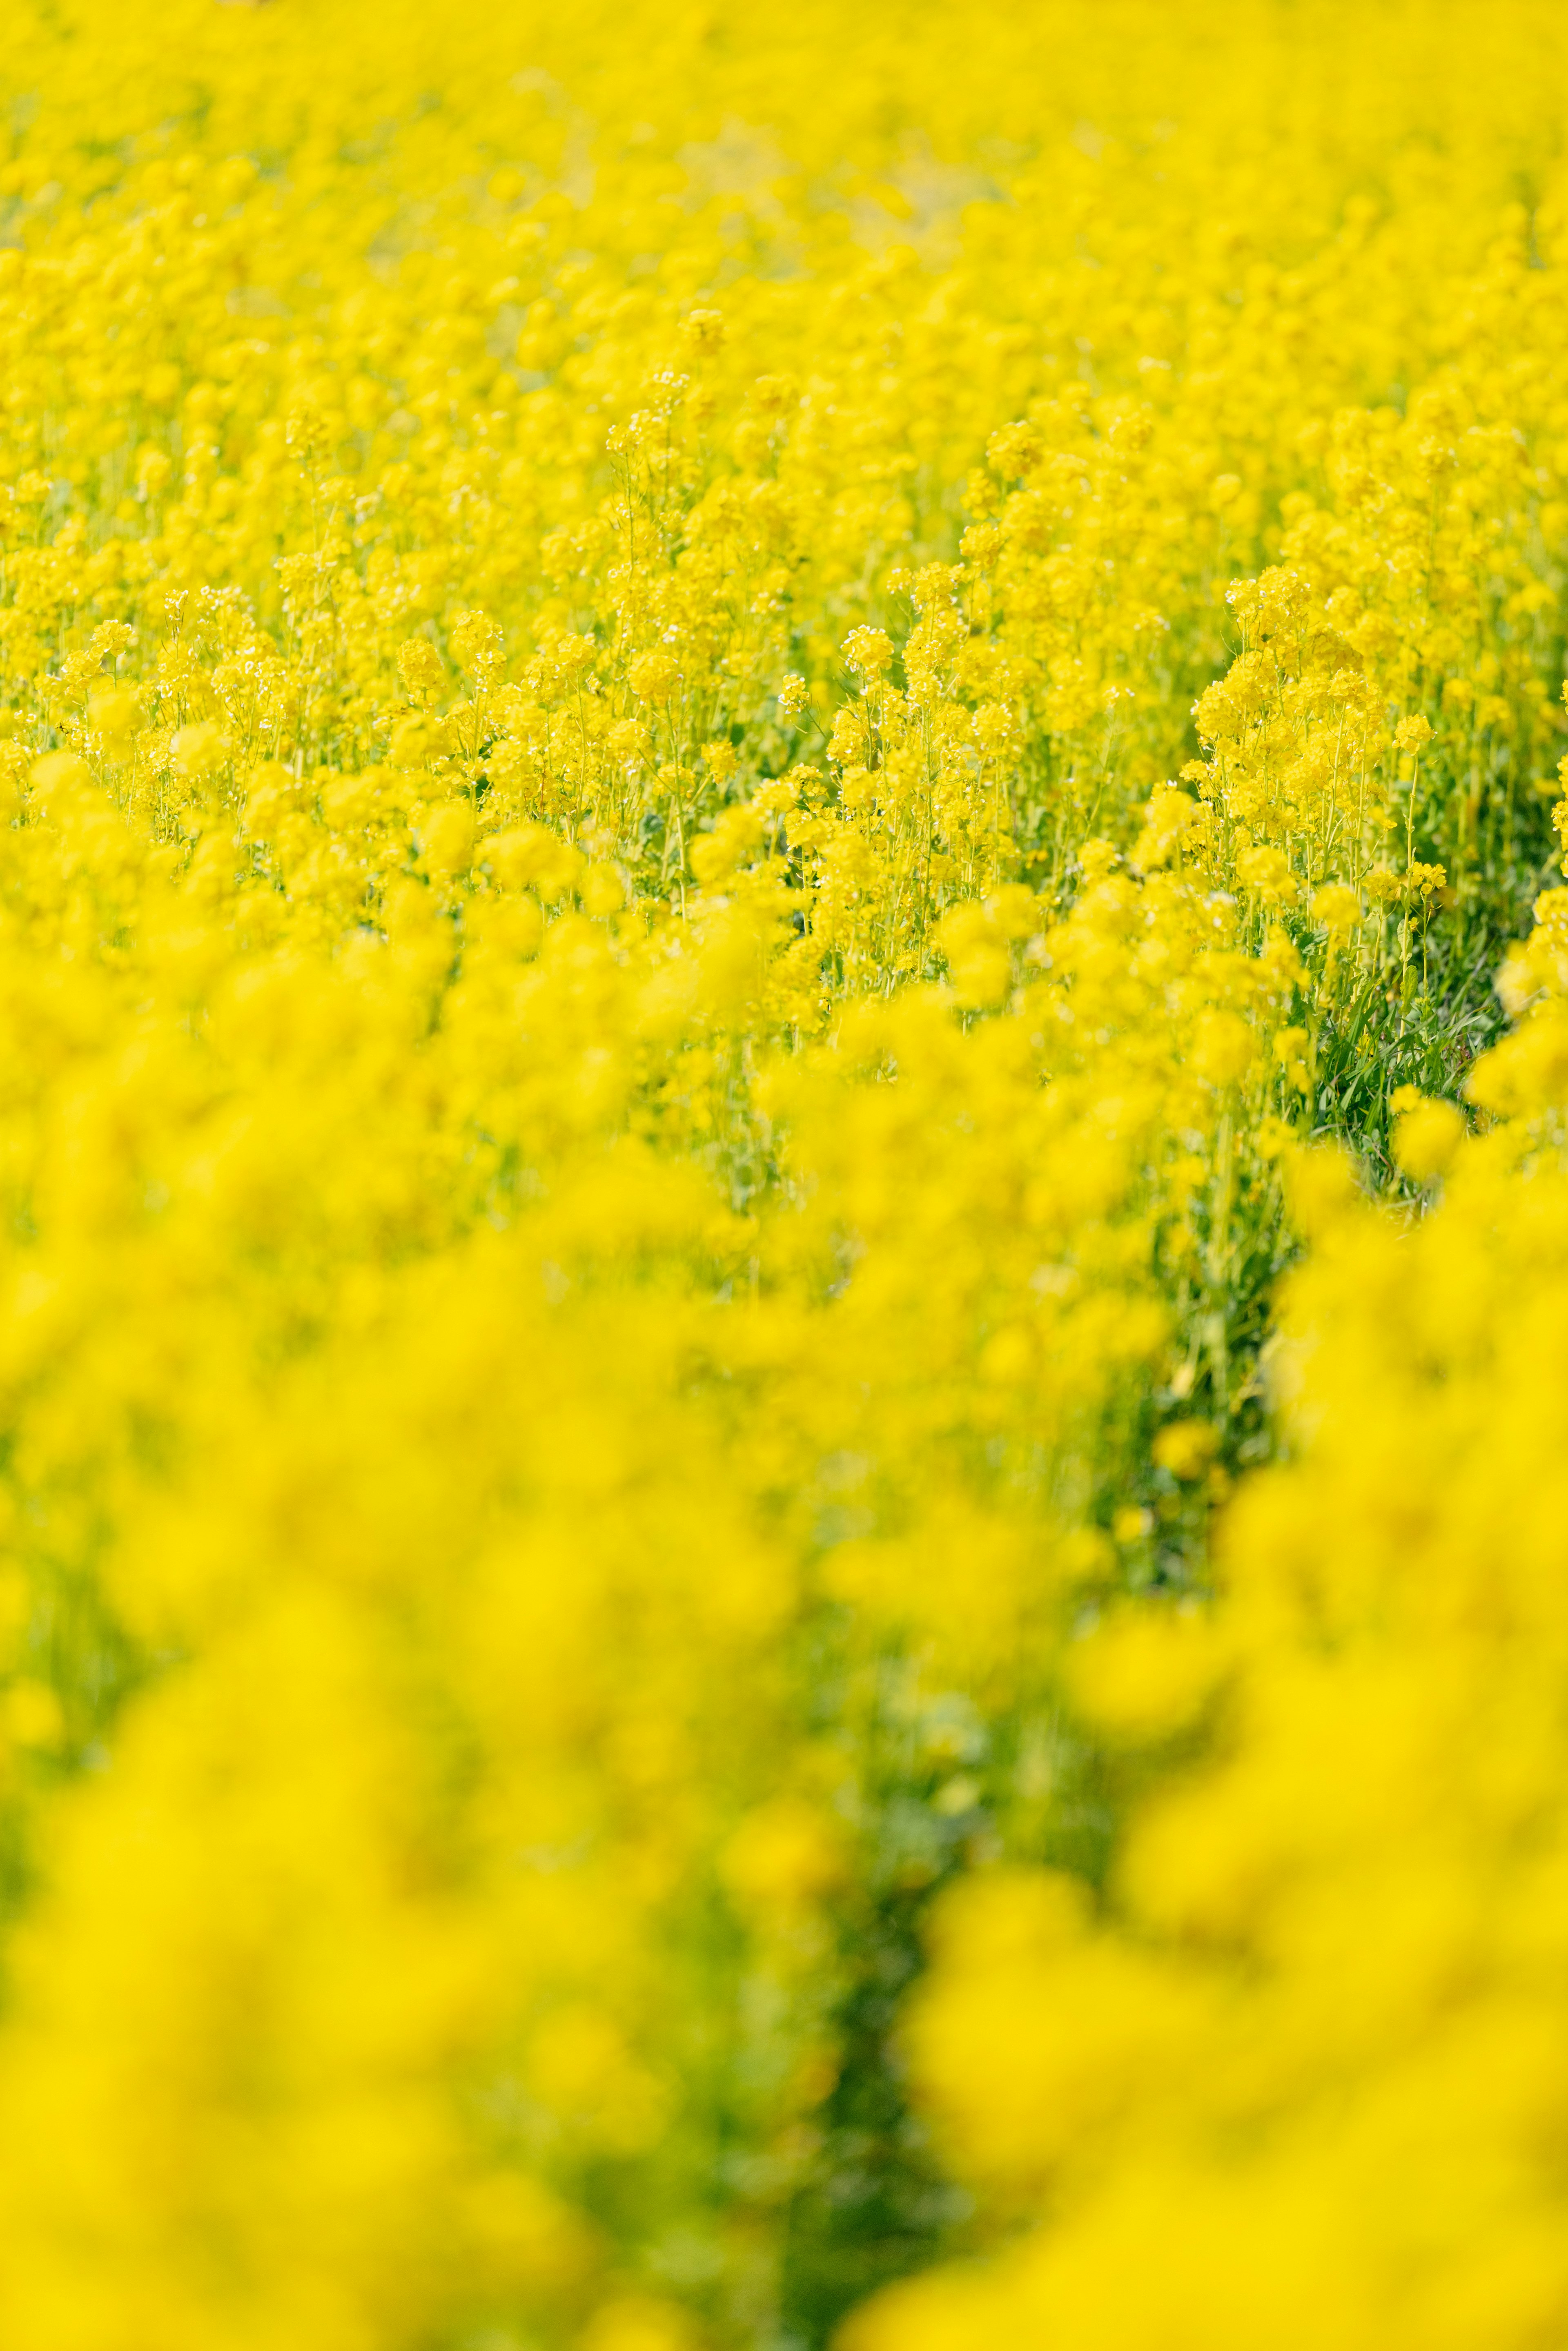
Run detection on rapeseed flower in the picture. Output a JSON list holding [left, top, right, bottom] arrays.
[[0, 2, 1564, 2345]]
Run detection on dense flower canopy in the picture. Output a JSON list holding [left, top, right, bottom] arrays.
[[1, 2, 1568, 2347]]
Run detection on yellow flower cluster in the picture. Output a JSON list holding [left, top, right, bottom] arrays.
[[850, 969, 1568, 2351], [0, 1, 1566, 2346]]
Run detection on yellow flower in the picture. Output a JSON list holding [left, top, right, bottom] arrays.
[[2, 2, 1568, 2341], [1392, 1095, 1466, 1182], [1151, 1420, 1220, 1481]]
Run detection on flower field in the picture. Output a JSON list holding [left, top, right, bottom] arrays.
[[3, 0, 1568, 2343]]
